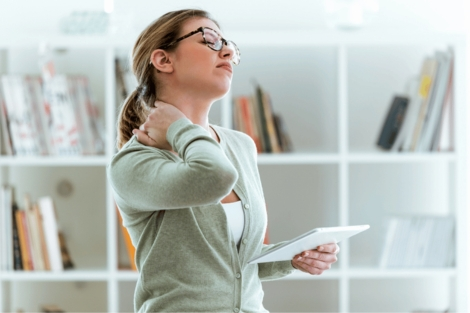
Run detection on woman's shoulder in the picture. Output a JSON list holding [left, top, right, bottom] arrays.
[[212, 124, 254, 145], [109, 136, 174, 168]]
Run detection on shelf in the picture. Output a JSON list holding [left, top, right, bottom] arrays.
[[257, 153, 340, 164], [0, 269, 109, 281], [347, 268, 457, 279], [256, 152, 456, 164], [347, 152, 456, 163], [116, 270, 139, 281], [113, 268, 457, 282], [282, 268, 457, 280], [0, 156, 109, 166]]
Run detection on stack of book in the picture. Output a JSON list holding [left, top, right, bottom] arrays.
[[377, 48, 454, 152], [0, 75, 105, 156], [232, 85, 293, 153], [379, 215, 455, 268], [0, 185, 74, 271]]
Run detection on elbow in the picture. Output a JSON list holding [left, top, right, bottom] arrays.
[[207, 161, 238, 201]]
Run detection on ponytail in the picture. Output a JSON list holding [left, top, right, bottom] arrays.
[[116, 89, 149, 150]]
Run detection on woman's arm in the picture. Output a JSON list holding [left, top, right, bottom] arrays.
[[257, 243, 340, 280], [108, 117, 238, 212], [257, 242, 297, 281]]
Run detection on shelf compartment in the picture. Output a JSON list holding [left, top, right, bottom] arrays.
[[231, 46, 338, 153], [349, 163, 454, 268], [7, 166, 108, 270], [118, 281, 136, 312], [258, 163, 339, 253], [350, 278, 452, 312], [347, 45, 454, 153], [262, 279, 339, 312], [5, 281, 107, 313]]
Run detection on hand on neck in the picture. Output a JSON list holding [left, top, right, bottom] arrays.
[[157, 91, 219, 142]]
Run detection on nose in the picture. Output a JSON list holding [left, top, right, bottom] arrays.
[[219, 41, 235, 62]]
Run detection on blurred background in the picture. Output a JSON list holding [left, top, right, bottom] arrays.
[[0, 0, 469, 312]]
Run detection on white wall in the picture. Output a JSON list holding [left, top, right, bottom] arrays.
[[0, 0, 467, 35]]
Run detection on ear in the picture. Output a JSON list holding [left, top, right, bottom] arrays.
[[150, 49, 174, 73]]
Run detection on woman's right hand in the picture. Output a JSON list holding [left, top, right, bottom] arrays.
[[132, 100, 187, 150]]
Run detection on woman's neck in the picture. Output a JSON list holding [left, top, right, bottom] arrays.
[[157, 93, 217, 141]]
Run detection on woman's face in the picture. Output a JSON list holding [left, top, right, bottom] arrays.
[[169, 18, 235, 101]]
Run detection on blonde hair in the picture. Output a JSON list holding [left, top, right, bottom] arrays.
[[116, 9, 220, 150]]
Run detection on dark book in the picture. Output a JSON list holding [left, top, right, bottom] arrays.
[[58, 232, 74, 269], [273, 113, 293, 152], [11, 188, 23, 270], [255, 85, 272, 153], [377, 96, 409, 150]]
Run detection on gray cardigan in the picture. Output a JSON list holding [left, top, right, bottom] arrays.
[[107, 117, 295, 312]]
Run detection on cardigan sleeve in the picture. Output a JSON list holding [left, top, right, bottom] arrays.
[[257, 242, 297, 281], [107, 118, 238, 213]]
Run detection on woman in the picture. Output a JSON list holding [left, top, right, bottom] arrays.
[[107, 9, 339, 312]]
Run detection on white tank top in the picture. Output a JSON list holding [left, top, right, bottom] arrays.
[[221, 201, 245, 245]]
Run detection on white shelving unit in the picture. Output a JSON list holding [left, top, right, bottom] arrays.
[[0, 30, 467, 312]]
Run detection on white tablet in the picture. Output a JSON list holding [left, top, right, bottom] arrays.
[[248, 224, 370, 264]]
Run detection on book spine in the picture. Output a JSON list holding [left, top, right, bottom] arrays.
[[410, 57, 438, 151], [261, 91, 281, 153], [38, 197, 63, 271], [0, 85, 14, 156], [11, 201, 23, 270], [34, 203, 51, 270], [255, 85, 271, 153], [377, 96, 409, 150]]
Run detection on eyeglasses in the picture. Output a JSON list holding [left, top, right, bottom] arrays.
[[159, 26, 241, 65]]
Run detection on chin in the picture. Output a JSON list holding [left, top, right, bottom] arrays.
[[212, 82, 232, 100]]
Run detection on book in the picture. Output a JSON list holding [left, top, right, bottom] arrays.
[[25, 195, 46, 271], [24, 76, 51, 155], [116, 205, 136, 271], [417, 50, 453, 151], [38, 197, 63, 271], [0, 185, 14, 270], [0, 86, 13, 155], [33, 202, 51, 270], [259, 88, 281, 153], [16, 210, 33, 270], [391, 78, 420, 152], [409, 57, 439, 151], [11, 189, 23, 270], [432, 49, 454, 152], [255, 85, 272, 153], [0, 75, 43, 156], [377, 95, 409, 150], [58, 232, 74, 269]]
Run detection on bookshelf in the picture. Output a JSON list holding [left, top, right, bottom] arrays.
[[0, 30, 467, 313]]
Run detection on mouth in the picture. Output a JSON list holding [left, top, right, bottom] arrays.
[[217, 63, 233, 73]]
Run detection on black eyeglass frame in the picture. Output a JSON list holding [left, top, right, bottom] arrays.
[[158, 26, 240, 65]]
